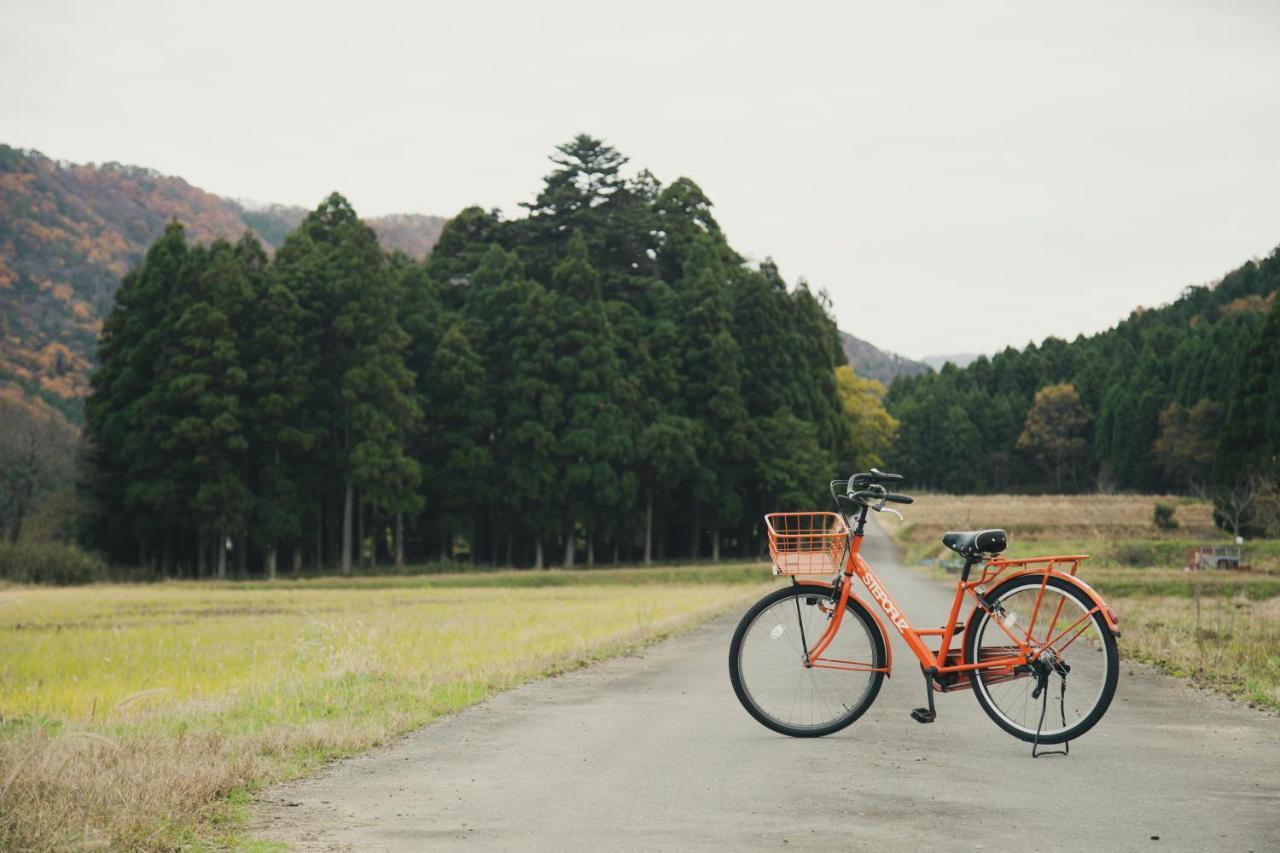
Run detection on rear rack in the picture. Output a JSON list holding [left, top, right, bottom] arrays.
[[975, 555, 1090, 586]]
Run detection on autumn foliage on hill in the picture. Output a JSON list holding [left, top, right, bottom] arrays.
[[0, 145, 444, 421]]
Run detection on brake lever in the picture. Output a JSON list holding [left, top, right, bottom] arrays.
[[880, 507, 904, 521]]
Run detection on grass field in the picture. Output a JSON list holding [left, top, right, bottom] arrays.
[[0, 565, 776, 851], [879, 494, 1280, 712]]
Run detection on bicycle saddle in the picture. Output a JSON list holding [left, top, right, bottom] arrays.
[[941, 529, 1008, 559]]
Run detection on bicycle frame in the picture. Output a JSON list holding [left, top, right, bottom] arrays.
[[803, 527, 1112, 682]]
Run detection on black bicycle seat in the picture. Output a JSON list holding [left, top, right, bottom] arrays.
[[941, 529, 1008, 559]]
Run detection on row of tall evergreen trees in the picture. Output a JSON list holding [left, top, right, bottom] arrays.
[[884, 249, 1280, 498], [82, 136, 894, 576]]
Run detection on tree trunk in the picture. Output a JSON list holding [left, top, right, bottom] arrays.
[[357, 495, 366, 570], [587, 527, 594, 567], [711, 527, 720, 562], [163, 531, 174, 579], [266, 545, 277, 581], [535, 537, 544, 570], [292, 545, 302, 576], [505, 534, 513, 568], [395, 511, 405, 568], [564, 521, 575, 568], [612, 539, 619, 565], [197, 530, 207, 578], [489, 506, 501, 568], [236, 532, 247, 577], [644, 491, 653, 566], [315, 506, 324, 573], [7, 478, 34, 544], [342, 483, 354, 575], [690, 505, 701, 559], [216, 529, 227, 579]]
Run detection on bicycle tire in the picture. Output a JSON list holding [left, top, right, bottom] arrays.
[[965, 574, 1118, 744], [729, 584, 887, 738]]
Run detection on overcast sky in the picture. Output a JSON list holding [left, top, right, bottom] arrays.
[[3, 0, 1279, 359]]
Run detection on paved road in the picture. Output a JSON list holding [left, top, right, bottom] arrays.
[[254, 520, 1279, 851]]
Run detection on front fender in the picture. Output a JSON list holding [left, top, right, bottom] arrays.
[[798, 580, 894, 675], [1001, 569, 1121, 636]]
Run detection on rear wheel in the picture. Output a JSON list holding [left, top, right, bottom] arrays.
[[729, 584, 886, 737], [965, 575, 1118, 744]]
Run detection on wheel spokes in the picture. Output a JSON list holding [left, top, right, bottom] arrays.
[[974, 587, 1109, 738], [736, 592, 879, 732]]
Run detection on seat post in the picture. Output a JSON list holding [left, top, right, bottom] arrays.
[[960, 558, 976, 582]]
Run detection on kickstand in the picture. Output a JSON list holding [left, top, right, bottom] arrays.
[[1031, 669, 1070, 758], [910, 667, 937, 724]]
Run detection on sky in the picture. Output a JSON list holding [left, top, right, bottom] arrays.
[[3, 0, 1279, 360]]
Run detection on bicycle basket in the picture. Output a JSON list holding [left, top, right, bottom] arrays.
[[765, 512, 849, 575]]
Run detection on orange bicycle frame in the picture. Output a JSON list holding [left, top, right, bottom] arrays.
[[800, 531, 1117, 682]]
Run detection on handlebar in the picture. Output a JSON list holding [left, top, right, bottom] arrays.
[[849, 468, 902, 489], [831, 470, 912, 516]]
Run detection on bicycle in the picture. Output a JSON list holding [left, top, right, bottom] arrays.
[[728, 469, 1120, 756]]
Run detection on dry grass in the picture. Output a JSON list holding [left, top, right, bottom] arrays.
[[1114, 594, 1280, 708], [888, 492, 1221, 546], [0, 567, 776, 850]]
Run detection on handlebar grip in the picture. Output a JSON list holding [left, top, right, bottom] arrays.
[[885, 493, 913, 504]]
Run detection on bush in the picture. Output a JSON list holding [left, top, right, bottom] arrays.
[[1153, 503, 1179, 531], [1106, 541, 1165, 567], [0, 543, 110, 585]]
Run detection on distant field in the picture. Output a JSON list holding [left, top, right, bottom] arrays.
[[890, 492, 1222, 548], [880, 494, 1280, 713], [0, 565, 776, 851]]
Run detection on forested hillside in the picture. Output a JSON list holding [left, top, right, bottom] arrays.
[[0, 146, 444, 420], [80, 135, 897, 576], [839, 331, 929, 385], [885, 250, 1280, 502]]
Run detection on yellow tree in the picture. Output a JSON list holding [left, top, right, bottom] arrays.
[[1017, 383, 1091, 490], [834, 365, 899, 470]]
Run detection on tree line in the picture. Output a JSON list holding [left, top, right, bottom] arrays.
[[80, 135, 896, 576], [884, 248, 1280, 532]]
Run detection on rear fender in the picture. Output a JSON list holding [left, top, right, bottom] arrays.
[[999, 569, 1121, 636], [798, 580, 893, 675]]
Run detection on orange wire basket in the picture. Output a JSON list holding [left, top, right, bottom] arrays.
[[765, 512, 849, 576]]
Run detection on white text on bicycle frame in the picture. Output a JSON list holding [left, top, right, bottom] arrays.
[[862, 571, 910, 632]]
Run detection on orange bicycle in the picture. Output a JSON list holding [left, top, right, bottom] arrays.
[[729, 470, 1120, 755]]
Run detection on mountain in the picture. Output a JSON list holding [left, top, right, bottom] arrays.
[[227, 201, 446, 260], [921, 352, 982, 370], [0, 146, 444, 420], [839, 331, 930, 385]]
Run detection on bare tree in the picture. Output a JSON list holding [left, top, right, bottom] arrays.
[[1215, 474, 1275, 541], [0, 401, 78, 544]]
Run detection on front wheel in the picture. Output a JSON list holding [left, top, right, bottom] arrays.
[[729, 584, 887, 737], [965, 574, 1118, 744]]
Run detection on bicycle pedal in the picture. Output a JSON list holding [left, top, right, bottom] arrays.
[[910, 707, 936, 724]]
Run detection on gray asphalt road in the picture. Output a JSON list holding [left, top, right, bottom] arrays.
[[253, 520, 1279, 852]]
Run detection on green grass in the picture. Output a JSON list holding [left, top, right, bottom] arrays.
[[0, 563, 778, 851]]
